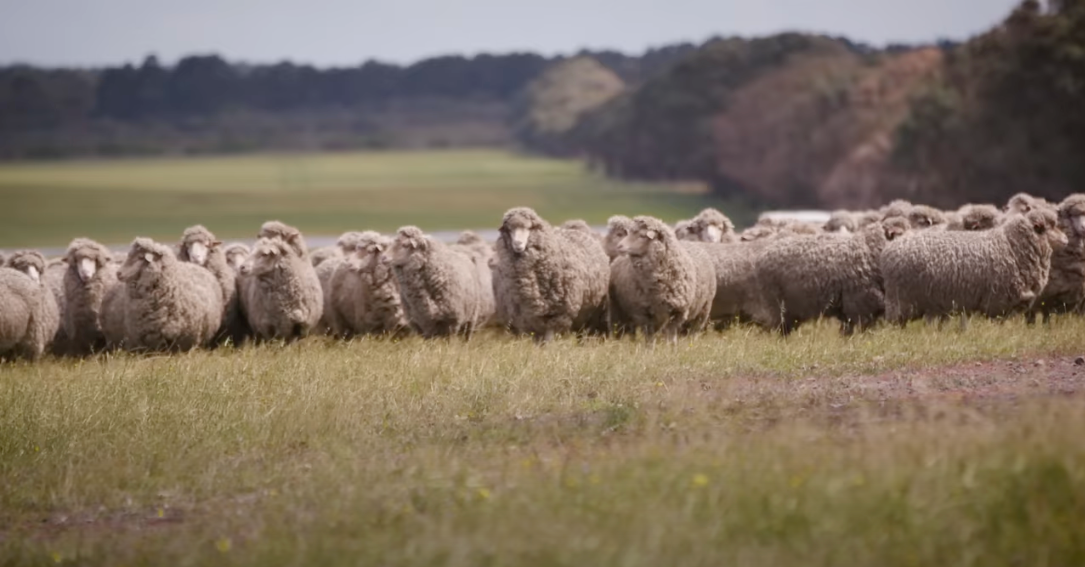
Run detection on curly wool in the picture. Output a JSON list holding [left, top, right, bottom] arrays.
[[390, 226, 486, 339], [328, 232, 408, 337], [239, 235, 324, 341], [62, 238, 117, 355], [493, 207, 610, 342], [0, 252, 59, 360], [612, 216, 716, 343], [753, 218, 910, 335], [1027, 194, 1085, 323], [177, 225, 249, 345], [883, 209, 1064, 323], [316, 232, 365, 334], [102, 238, 223, 352]]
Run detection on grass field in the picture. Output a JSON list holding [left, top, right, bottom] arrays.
[[3, 318, 1085, 565], [0, 149, 734, 248]]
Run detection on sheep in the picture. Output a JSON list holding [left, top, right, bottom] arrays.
[[945, 204, 1002, 231], [882, 209, 1066, 327], [327, 231, 408, 337], [238, 231, 324, 342], [311, 246, 341, 268], [677, 208, 738, 243], [177, 225, 249, 346], [1006, 192, 1047, 215], [493, 207, 610, 343], [389, 226, 486, 339], [824, 210, 859, 233], [452, 231, 497, 327], [258, 220, 310, 259], [223, 243, 250, 273], [316, 232, 364, 334], [0, 251, 59, 360], [752, 218, 910, 335], [1026, 194, 1085, 324], [882, 201, 944, 230], [103, 238, 224, 352], [611, 216, 716, 344], [61, 238, 118, 355], [604, 215, 633, 260], [605, 216, 639, 337], [880, 199, 913, 220], [560, 219, 597, 236]]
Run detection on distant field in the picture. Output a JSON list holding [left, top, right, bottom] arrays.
[[0, 150, 737, 248], [2, 318, 1085, 565]]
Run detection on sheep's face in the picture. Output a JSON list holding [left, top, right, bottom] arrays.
[[501, 219, 539, 255], [68, 249, 111, 284], [605, 221, 632, 258], [907, 206, 943, 230], [702, 223, 723, 243], [225, 247, 249, 271], [619, 223, 667, 257], [359, 238, 391, 271], [7, 253, 45, 283], [240, 240, 288, 277], [1028, 210, 1068, 248], [119, 244, 169, 283], [390, 231, 428, 265], [1006, 193, 1040, 215], [1057, 197, 1085, 238], [962, 207, 1000, 231]]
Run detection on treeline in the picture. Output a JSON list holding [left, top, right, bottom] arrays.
[[0, 46, 694, 158]]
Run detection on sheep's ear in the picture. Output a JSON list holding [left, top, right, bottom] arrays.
[[143, 252, 156, 263], [211, 240, 223, 248], [646, 229, 658, 241]]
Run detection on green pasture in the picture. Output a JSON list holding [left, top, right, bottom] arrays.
[[0, 149, 735, 248]]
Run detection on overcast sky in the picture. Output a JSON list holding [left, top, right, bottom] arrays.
[[1, 0, 1021, 67]]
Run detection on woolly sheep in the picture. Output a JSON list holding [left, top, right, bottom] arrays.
[[612, 216, 717, 344], [677, 208, 738, 243], [604, 215, 633, 260], [452, 231, 497, 327], [0, 251, 59, 360], [62, 238, 117, 355], [316, 232, 364, 334], [223, 243, 250, 273], [1006, 192, 1047, 215], [102, 238, 224, 352], [177, 225, 249, 345], [883, 209, 1066, 326], [327, 231, 408, 337], [389, 226, 486, 339], [1026, 194, 1085, 324], [258, 221, 310, 259], [493, 207, 610, 343], [946, 204, 1002, 231], [239, 230, 324, 342], [605, 216, 640, 337], [753, 218, 910, 335], [883, 201, 944, 230], [824, 210, 859, 233]]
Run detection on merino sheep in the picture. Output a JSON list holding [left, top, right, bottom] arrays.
[[612, 216, 716, 344], [176, 225, 249, 346], [953, 204, 1002, 231], [316, 232, 364, 334], [223, 243, 251, 273], [753, 218, 910, 335], [239, 231, 324, 342], [258, 221, 310, 259], [1026, 194, 1085, 324], [605, 216, 639, 336], [327, 231, 408, 337], [824, 210, 859, 233], [677, 208, 738, 243], [493, 207, 610, 343], [389, 226, 486, 339], [452, 231, 497, 327], [103, 238, 224, 352], [883, 209, 1066, 326], [0, 251, 60, 360], [883, 201, 944, 229], [604, 215, 633, 260], [1006, 192, 1046, 215], [62, 238, 117, 355]]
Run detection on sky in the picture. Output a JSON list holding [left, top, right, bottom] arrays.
[[0, 0, 1022, 67]]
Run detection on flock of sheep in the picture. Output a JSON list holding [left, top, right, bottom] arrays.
[[1, 191, 1083, 361]]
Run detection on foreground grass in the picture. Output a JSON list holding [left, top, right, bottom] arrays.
[[2, 318, 1085, 566], [0, 149, 734, 248]]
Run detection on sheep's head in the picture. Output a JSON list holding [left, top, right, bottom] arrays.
[[258, 220, 308, 258], [880, 200, 913, 221], [907, 205, 945, 230], [1025, 208, 1067, 248], [178, 225, 221, 267], [65, 238, 114, 283], [1056, 194, 1085, 238], [500, 207, 548, 255], [824, 210, 858, 234], [881, 217, 910, 241], [605, 215, 634, 259], [337, 232, 365, 255], [959, 204, 1001, 231], [688, 208, 734, 243], [391, 226, 429, 265], [620, 216, 674, 257], [6, 250, 46, 283], [119, 238, 175, 283], [240, 237, 291, 277], [223, 243, 250, 271], [740, 225, 777, 242], [354, 231, 392, 271]]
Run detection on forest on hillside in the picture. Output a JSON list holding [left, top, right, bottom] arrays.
[[2, 0, 1081, 209]]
